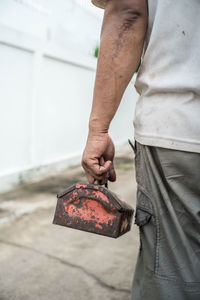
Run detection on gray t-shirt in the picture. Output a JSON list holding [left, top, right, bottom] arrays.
[[92, 0, 200, 153]]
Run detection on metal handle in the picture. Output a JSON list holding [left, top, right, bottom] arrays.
[[98, 181, 108, 189]]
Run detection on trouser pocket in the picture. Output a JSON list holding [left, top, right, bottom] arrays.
[[135, 185, 157, 272]]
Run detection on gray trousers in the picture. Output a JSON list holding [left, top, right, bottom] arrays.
[[131, 142, 200, 300]]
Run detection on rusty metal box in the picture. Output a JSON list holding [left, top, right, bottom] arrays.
[[53, 183, 134, 238]]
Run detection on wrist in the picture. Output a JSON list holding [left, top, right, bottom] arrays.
[[89, 118, 109, 135]]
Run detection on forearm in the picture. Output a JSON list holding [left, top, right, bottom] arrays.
[[89, 0, 148, 134]]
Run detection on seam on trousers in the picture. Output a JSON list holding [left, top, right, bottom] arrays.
[[155, 211, 160, 274], [154, 273, 200, 288], [140, 146, 161, 274]]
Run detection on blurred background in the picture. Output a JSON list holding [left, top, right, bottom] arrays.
[[0, 1, 139, 299]]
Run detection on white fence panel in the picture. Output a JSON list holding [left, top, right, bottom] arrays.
[[36, 56, 95, 164], [0, 43, 33, 173]]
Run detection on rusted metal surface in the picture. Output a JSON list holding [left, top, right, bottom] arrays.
[[53, 183, 134, 238]]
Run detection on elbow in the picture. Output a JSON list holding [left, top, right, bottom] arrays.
[[105, 0, 147, 27], [106, 0, 146, 17]]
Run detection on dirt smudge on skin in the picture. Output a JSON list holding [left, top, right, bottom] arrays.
[[112, 14, 139, 61]]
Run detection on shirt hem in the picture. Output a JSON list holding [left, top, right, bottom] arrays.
[[134, 133, 200, 154]]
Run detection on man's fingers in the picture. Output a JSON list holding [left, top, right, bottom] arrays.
[[83, 158, 111, 176], [108, 162, 116, 182], [85, 169, 108, 184], [82, 158, 112, 182], [99, 156, 105, 166], [90, 160, 111, 179], [86, 172, 95, 184]]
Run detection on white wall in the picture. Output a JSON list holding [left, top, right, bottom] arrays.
[[0, 5, 138, 193], [0, 0, 103, 57]]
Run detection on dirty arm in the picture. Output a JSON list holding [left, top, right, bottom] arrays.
[[82, 0, 148, 184]]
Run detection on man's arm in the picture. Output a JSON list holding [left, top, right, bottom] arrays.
[[82, 0, 148, 184]]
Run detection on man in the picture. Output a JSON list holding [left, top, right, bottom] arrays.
[[82, 0, 200, 299]]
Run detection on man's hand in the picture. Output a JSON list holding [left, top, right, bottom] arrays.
[[82, 132, 116, 184]]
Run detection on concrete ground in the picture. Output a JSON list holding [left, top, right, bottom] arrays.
[[0, 150, 139, 300]]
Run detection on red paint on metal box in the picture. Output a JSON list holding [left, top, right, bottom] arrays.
[[95, 224, 103, 230], [65, 199, 116, 225], [91, 190, 109, 203], [76, 184, 87, 189]]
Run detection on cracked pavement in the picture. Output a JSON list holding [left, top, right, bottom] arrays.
[[0, 150, 139, 300]]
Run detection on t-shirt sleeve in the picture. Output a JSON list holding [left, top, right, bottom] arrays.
[[91, 0, 108, 9]]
